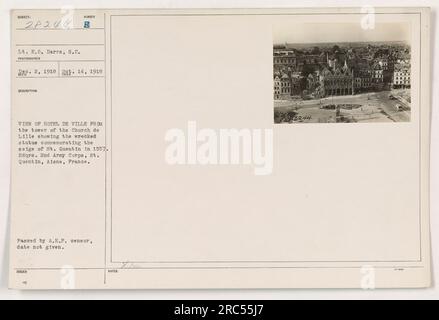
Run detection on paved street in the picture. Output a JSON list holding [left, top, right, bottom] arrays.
[[274, 90, 411, 123]]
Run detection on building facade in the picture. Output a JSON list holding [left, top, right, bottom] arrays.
[[273, 52, 297, 69], [319, 61, 354, 97], [393, 64, 411, 88], [274, 73, 292, 99]]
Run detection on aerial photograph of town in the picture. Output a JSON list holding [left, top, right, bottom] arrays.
[[273, 25, 412, 124]]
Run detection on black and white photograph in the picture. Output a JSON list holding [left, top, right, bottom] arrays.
[[273, 23, 411, 123]]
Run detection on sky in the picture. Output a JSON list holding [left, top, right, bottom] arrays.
[[273, 23, 411, 45]]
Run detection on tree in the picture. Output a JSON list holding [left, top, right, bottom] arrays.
[[301, 63, 314, 77], [311, 46, 321, 55]]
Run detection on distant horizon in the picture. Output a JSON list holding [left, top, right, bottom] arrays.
[[273, 40, 410, 47]]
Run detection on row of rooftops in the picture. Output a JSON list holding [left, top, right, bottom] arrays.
[[274, 59, 396, 81], [275, 58, 385, 75], [273, 47, 411, 63]]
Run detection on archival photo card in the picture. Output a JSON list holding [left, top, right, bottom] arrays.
[[273, 22, 412, 124], [9, 7, 430, 289]]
